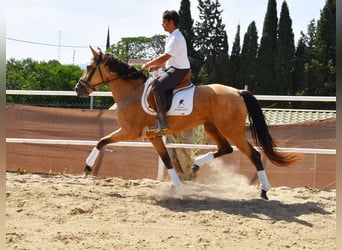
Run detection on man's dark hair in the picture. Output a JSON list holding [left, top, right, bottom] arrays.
[[162, 10, 179, 27]]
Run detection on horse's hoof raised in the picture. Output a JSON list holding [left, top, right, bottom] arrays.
[[260, 190, 269, 200], [191, 164, 200, 173], [83, 165, 92, 177]]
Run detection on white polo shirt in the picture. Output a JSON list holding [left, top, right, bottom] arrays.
[[164, 29, 190, 69]]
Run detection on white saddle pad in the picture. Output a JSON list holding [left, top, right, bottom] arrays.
[[141, 78, 195, 116]]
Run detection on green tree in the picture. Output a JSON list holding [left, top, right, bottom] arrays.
[[314, 0, 335, 99], [178, 0, 202, 84], [178, 0, 195, 58], [227, 24, 241, 87], [293, 21, 317, 96], [293, 0, 335, 109], [197, 66, 209, 85], [293, 36, 306, 95], [316, 0, 336, 64], [302, 0, 335, 99], [305, 59, 335, 97], [194, 0, 229, 83], [6, 58, 39, 91], [240, 21, 258, 92], [256, 0, 278, 94], [304, 19, 317, 56], [6, 58, 94, 108], [275, 1, 295, 95], [109, 35, 166, 62]]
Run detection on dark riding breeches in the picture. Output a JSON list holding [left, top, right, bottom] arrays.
[[153, 67, 190, 93]]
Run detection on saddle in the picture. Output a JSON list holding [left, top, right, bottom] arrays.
[[147, 70, 192, 111]]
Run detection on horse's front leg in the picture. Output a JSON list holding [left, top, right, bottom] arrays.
[[147, 132, 182, 187], [83, 128, 136, 176]]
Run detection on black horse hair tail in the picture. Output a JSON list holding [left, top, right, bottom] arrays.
[[239, 89, 300, 166]]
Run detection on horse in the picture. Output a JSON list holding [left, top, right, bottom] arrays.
[[75, 47, 300, 200]]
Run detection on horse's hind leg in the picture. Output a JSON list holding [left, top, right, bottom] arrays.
[[192, 122, 234, 174], [230, 136, 270, 200]]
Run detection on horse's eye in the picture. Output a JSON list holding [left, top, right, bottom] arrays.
[[86, 65, 93, 71]]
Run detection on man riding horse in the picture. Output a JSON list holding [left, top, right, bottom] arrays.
[[142, 10, 191, 133]]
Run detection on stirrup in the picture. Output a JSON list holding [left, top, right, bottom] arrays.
[[148, 120, 169, 133]]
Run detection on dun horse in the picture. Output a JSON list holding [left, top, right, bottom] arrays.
[[75, 47, 300, 200]]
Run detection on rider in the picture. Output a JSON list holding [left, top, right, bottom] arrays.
[[142, 10, 191, 133]]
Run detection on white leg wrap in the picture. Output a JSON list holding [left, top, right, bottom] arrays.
[[257, 170, 271, 191], [86, 147, 100, 167], [168, 169, 182, 187], [194, 152, 214, 167]]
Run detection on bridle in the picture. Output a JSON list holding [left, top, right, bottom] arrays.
[[78, 52, 144, 92]]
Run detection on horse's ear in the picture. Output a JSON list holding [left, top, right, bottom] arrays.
[[90, 46, 97, 58]]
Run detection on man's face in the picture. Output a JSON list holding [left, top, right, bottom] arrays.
[[162, 18, 172, 32]]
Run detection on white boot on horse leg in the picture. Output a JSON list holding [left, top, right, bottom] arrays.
[[83, 147, 100, 176], [192, 151, 214, 173], [168, 168, 182, 187], [257, 170, 271, 200]]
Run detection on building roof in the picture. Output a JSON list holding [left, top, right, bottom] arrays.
[[261, 108, 336, 125]]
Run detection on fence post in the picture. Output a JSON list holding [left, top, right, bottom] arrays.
[[90, 96, 94, 109]]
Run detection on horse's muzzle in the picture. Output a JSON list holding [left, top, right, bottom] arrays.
[[75, 81, 90, 97]]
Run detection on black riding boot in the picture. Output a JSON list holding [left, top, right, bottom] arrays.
[[148, 90, 169, 132]]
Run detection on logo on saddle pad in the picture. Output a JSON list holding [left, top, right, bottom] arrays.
[[141, 78, 195, 116]]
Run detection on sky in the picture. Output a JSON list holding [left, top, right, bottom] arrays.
[[6, 0, 326, 66]]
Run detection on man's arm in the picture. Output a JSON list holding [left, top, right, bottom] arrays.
[[142, 53, 171, 71]]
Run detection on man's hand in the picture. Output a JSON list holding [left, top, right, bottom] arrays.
[[142, 63, 159, 72], [141, 63, 149, 71], [142, 54, 170, 71]]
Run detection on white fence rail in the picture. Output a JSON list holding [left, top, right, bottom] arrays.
[[6, 90, 110, 97], [5, 89, 337, 101], [5, 138, 336, 155]]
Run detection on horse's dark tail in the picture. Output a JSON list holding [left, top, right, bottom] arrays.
[[239, 90, 301, 166]]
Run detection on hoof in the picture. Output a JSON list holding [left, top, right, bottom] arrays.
[[190, 164, 200, 180], [83, 165, 92, 177], [260, 190, 269, 200], [191, 164, 200, 173]]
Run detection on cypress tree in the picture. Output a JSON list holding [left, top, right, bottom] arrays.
[[178, 0, 202, 84], [215, 31, 230, 83], [275, 1, 295, 95], [293, 36, 306, 95], [256, 0, 278, 94], [240, 21, 258, 92], [178, 0, 195, 57], [227, 24, 241, 87], [106, 27, 110, 51]]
